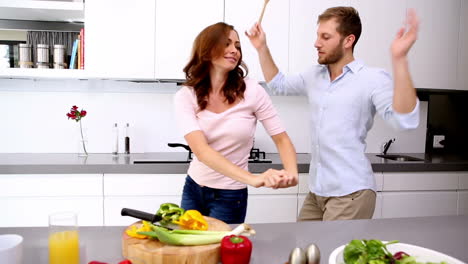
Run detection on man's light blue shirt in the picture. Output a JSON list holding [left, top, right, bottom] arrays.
[[268, 59, 420, 197]]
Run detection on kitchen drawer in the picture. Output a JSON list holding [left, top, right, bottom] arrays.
[[298, 173, 309, 194], [246, 195, 297, 223], [381, 191, 458, 218], [104, 196, 181, 226], [459, 173, 468, 189], [0, 174, 103, 197], [0, 197, 103, 227], [104, 174, 185, 196], [458, 191, 468, 215], [383, 172, 459, 191]]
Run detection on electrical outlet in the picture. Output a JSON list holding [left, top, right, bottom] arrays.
[[433, 135, 445, 148]]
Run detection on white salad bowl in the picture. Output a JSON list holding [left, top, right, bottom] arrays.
[[329, 241, 466, 264]]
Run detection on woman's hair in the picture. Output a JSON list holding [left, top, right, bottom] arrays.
[[318, 6, 362, 50], [183, 22, 248, 111]]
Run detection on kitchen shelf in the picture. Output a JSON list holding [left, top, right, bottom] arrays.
[[0, 0, 84, 22], [0, 68, 88, 79]]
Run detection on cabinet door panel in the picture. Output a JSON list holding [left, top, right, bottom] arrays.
[[0, 174, 102, 197], [350, 0, 406, 72], [298, 173, 309, 194], [0, 197, 103, 227], [246, 195, 297, 223], [289, 0, 350, 73], [382, 191, 457, 218], [104, 196, 181, 226], [383, 172, 459, 191], [459, 172, 468, 190], [155, 0, 223, 79], [225, 0, 289, 81], [458, 191, 468, 215], [407, 0, 460, 89], [104, 174, 185, 196], [458, 0, 468, 90], [85, 0, 156, 79]]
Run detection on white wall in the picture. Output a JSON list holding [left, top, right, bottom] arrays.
[[0, 79, 427, 154]]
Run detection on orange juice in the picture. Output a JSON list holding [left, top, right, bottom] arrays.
[[48, 230, 79, 264]]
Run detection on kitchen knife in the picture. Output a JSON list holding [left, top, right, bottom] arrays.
[[121, 208, 162, 223]]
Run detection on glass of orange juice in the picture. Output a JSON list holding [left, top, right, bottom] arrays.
[[48, 212, 79, 264]]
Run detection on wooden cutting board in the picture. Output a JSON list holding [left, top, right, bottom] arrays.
[[122, 217, 231, 264]]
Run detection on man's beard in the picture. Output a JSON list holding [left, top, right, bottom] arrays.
[[317, 39, 344, 65]]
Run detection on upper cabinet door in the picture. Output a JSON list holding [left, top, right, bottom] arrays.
[[154, 0, 223, 80], [350, 0, 406, 73], [289, 0, 350, 74], [457, 0, 468, 91], [407, 0, 460, 90], [85, 0, 156, 80], [225, 0, 289, 82]]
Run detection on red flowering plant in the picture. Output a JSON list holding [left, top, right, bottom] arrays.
[[66, 105, 88, 156]]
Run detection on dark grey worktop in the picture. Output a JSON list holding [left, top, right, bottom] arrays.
[[0, 152, 468, 174], [1, 215, 467, 264]]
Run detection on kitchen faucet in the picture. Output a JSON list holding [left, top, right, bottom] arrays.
[[381, 138, 395, 155]]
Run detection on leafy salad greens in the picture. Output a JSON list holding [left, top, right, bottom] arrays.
[[343, 239, 448, 264]]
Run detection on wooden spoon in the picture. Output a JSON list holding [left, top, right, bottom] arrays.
[[258, 0, 270, 24]]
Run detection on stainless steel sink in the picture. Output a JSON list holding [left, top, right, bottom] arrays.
[[376, 154, 425, 162]]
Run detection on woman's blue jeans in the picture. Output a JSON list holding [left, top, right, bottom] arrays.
[[180, 175, 248, 224]]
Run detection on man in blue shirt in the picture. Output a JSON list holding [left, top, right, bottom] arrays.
[[246, 7, 420, 220]]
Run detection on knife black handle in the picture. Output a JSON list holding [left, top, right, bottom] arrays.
[[121, 208, 161, 223]]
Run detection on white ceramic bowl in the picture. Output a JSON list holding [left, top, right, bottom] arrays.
[[329, 241, 466, 264]]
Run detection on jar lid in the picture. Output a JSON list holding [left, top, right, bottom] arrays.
[[37, 44, 49, 48], [54, 44, 65, 49], [19, 43, 32, 48]]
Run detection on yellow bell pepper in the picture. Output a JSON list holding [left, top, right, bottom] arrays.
[[126, 220, 153, 238], [173, 210, 209, 230]]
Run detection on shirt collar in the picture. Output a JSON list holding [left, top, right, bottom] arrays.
[[345, 59, 365, 73]]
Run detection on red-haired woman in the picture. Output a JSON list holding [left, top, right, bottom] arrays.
[[174, 22, 298, 224]]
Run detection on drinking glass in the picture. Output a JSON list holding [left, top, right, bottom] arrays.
[[48, 212, 80, 264]]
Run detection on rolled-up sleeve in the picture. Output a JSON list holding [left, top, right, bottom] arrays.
[[371, 70, 420, 131], [267, 71, 307, 96]]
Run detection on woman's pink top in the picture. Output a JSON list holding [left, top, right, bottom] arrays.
[[174, 78, 285, 189]]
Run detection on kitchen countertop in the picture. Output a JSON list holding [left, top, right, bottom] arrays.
[[1, 215, 467, 264], [0, 152, 468, 174]]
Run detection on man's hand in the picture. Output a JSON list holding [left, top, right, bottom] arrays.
[[261, 169, 298, 189], [245, 22, 268, 51], [391, 8, 419, 60]]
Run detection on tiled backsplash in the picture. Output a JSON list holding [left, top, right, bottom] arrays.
[[0, 79, 427, 154]]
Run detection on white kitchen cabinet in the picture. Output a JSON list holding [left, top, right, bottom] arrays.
[[225, 0, 289, 81], [0, 174, 103, 227], [85, 0, 156, 79], [289, 0, 350, 74], [458, 191, 468, 215], [154, 0, 223, 80], [246, 176, 298, 223], [457, 0, 468, 90], [381, 191, 458, 218], [383, 172, 459, 191], [349, 0, 406, 72], [407, 0, 460, 89], [103, 173, 185, 226], [246, 195, 297, 223]]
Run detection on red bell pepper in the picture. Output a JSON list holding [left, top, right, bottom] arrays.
[[220, 235, 252, 264]]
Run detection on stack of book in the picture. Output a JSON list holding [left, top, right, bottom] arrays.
[[70, 28, 84, 69]]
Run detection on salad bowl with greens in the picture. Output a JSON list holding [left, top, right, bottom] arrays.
[[329, 239, 465, 264]]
